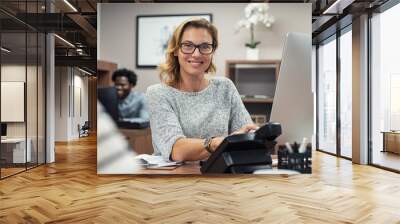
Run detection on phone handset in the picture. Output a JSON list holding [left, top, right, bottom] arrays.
[[254, 122, 282, 141]]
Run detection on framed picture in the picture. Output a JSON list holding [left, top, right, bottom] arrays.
[[136, 14, 212, 68]]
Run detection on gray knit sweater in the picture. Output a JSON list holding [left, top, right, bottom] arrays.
[[146, 76, 252, 160]]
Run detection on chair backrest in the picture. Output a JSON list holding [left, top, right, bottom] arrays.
[[82, 121, 90, 130]]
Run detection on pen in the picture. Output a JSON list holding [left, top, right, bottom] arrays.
[[285, 142, 293, 153], [298, 137, 307, 153]]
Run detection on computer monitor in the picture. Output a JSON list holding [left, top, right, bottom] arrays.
[[97, 87, 150, 129], [269, 32, 313, 146], [1, 123, 7, 138], [97, 87, 119, 122]]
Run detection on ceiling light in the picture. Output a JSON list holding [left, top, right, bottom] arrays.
[[1, 47, 11, 53], [78, 67, 93, 76], [54, 34, 75, 48], [323, 0, 355, 15], [76, 48, 85, 55], [63, 0, 78, 12]]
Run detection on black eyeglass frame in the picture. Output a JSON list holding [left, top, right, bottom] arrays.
[[179, 42, 216, 55]]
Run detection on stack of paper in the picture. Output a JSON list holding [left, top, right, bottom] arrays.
[[135, 154, 183, 168]]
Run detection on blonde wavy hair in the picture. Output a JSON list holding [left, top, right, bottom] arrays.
[[158, 18, 218, 86]]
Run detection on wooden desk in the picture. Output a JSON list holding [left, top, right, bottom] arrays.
[[135, 162, 201, 175], [119, 128, 153, 155], [1, 138, 32, 164], [382, 131, 400, 154], [135, 155, 279, 175]]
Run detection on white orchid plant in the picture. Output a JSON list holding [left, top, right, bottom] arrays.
[[235, 3, 275, 49]]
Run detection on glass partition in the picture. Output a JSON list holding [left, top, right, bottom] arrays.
[[27, 30, 38, 169], [0, 1, 46, 179], [1, 31, 28, 177], [38, 32, 45, 165]]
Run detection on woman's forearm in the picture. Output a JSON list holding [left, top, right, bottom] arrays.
[[171, 138, 210, 161]]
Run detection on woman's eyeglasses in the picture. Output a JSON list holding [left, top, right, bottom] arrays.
[[179, 42, 215, 55]]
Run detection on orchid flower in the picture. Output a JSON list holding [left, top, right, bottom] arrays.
[[235, 3, 275, 49]]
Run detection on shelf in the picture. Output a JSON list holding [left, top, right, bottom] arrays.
[[226, 59, 280, 65], [97, 60, 117, 87], [226, 60, 280, 121], [225, 59, 281, 82], [242, 98, 273, 104], [232, 64, 277, 69]]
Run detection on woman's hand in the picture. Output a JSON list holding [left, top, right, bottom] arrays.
[[210, 136, 225, 152], [231, 124, 259, 135], [207, 124, 259, 153]]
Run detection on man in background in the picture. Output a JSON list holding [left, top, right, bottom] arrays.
[[112, 68, 149, 123]]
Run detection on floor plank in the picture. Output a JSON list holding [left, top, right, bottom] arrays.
[[372, 151, 400, 171], [0, 135, 399, 223]]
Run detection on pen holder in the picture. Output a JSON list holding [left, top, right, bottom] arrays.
[[277, 142, 312, 174]]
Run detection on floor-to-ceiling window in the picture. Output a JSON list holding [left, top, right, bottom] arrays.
[[370, 2, 400, 171], [339, 27, 352, 159], [317, 35, 337, 155], [316, 24, 353, 159], [0, 1, 46, 179]]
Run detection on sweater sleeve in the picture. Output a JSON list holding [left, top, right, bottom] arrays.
[[146, 86, 186, 161], [227, 79, 253, 133]]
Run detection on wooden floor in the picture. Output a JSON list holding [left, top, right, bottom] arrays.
[[1, 135, 400, 223], [372, 150, 400, 171], [0, 167, 26, 178], [1, 163, 46, 178]]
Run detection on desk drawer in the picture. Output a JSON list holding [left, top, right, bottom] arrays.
[[384, 133, 400, 154]]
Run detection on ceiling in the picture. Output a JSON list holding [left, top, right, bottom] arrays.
[[0, 0, 393, 73], [0, 0, 98, 73], [311, 0, 391, 43]]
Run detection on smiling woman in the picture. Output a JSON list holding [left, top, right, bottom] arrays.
[[158, 18, 218, 87], [147, 18, 257, 162]]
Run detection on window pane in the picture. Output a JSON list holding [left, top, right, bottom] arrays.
[[340, 29, 352, 158], [318, 37, 337, 154]]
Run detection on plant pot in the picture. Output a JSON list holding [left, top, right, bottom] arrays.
[[246, 48, 259, 60]]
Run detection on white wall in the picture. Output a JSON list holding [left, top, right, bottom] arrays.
[[55, 67, 89, 141], [72, 73, 89, 137], [55, 66, 68, 141], [99, 3, 311, 92]]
